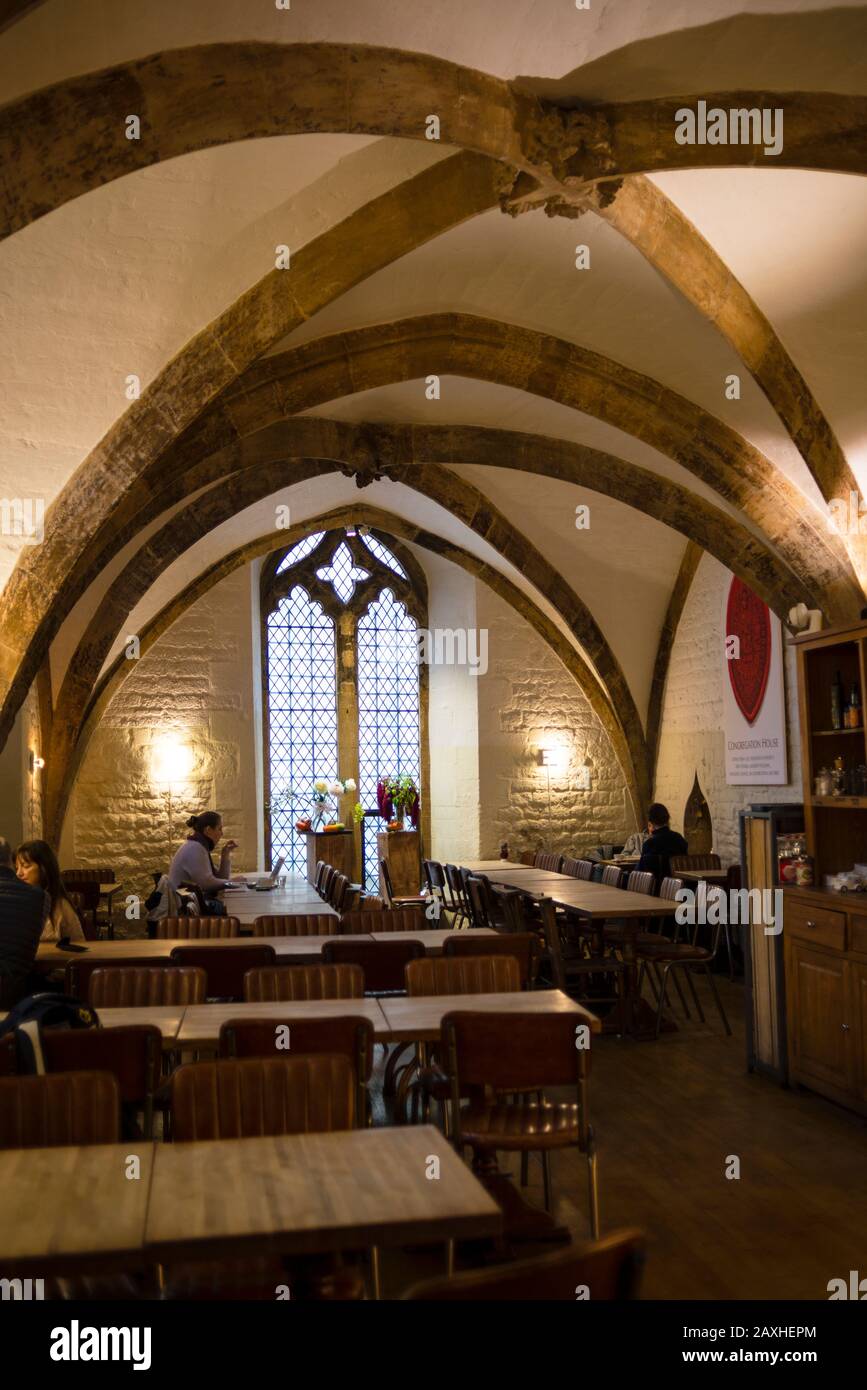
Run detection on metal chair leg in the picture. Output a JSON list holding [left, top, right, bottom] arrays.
[[685, 967, 706, 1022], [541, 1150, 552, 1212], [586, 1144, 600, 1239], [446, 1238, 455, 1276], [520, 1150, 529, 1187], [704, 965, 732, 1036], [370, 1245, 382, 1300], [654, 967, 670, 1037]]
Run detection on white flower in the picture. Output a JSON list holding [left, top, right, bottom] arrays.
[[343, 778, 356, 792], [313, 777, 328, 794], [329, 780, 343, 797]]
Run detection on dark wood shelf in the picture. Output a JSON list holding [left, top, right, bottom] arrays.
[[811, 796, 867, 809], [812, 727, 864, 737]]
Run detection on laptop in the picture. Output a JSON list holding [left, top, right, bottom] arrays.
[[247, 854, 286, 890]]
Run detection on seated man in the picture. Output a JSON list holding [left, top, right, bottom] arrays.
[[0, 835, 49, 1008], [637, 803, 688, 883]]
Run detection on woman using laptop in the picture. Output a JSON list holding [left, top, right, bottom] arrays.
[[15, 839, 84, 942], [168, 811, 243, 914]]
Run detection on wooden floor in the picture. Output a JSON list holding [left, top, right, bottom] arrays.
[[377, 977, 867, 1299]]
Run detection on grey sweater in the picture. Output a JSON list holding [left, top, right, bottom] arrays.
[[167, 840, 233, 893]]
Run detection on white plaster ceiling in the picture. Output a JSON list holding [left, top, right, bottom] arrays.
[[3, 0, 863, 102]]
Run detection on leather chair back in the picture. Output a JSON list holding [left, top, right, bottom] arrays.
[[626, 871, 656, 897], [339, 907, 424, 934], [601, 866, 625, 889], [244, 963, 364, 1002], [403, 1230, 644, 1301], [41, 1025, 161, 1106], [322, 939, 424, 993], [406, 954, 520, 997], [252, 914, 339, 936], [534, 852, 563, 873], [443, 1009, 583, 1091], [443, 932, 540, 988], [89, 965, 206, 1007], [157, 916, 239, 939], [0, 1071, 119, 1147], [171, 1055, 356, 1141], [170, 945, 276, 1000]]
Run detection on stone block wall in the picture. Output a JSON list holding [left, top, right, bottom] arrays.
[[61, 567, 259, 903], [653, 553, 802, 864], [474, 585, 632, 858]]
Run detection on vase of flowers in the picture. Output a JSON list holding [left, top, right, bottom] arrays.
[[267, 776, 356, 833], [377, 775, 420, 831]]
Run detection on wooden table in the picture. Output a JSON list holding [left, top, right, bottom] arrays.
[[379, 987, 599, 1043], [177, 998, 391, 1048], [222, 879, 336, 926], [459, 860, 535, 873], [367, 927, 497, 954], [96, 1006, 186, 1049], [144, 1126, 501, 1262], [0, 1143, 154, 1276], [677, 867, 729, 883], [37, 935, 353, 965]]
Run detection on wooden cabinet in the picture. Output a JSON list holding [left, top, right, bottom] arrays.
[[784, 886, 867, 1114]]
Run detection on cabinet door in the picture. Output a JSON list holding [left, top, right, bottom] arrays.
[[787, 942, 853, 1092], [849, 959, 867, 1104]]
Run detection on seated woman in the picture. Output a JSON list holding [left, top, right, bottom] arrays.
[[168, 811, 241, 914], [16, 839, 85, 943]]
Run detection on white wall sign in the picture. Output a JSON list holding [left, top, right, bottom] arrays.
[[723, 577, 787, 785]]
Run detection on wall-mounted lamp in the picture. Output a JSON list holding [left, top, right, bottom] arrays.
[[29, 751, 45, 773], [537, 746, 568, 772]]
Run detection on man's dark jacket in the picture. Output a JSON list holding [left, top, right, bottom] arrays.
[[0, 866, 48, 1008], [638, 825, 688, 883]]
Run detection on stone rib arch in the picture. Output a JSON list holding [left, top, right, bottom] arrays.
[[46, 459, 649, 838], [2, 43, 865, 240], [59, 504, 646, 843], [222, 315, 859, 613], [0, 150, 508, 745]]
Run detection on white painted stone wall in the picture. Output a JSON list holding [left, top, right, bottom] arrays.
[[0, 682, 43, 847], [62, 567, 259, 901], [654, 553, 802, 865], [474, 585, 632, 859]]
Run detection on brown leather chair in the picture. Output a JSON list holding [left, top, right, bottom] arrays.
[[219, 1016, 374, 1121], [356, 895, 384, 912], [314, 861, 328, 893], [626, 870, 655, 896], [340, 906, 424, 934], [601, 865, 626, 888], [0, 1071, 120, 1147], [66, 955, 174, 1002], [670, 854, 721, 872], [89, 965, 206, 1007], [534, 852, 563, 873], [443, 864, 469, 927], [636, 880, 732, 1039], [244, 963, 364, 1002], [252, 914, 339, 936], [41, 1025, 162, 1137], [442, 1010, 599, 1236], [561, 857, 594, 881], [66, 890, 99, 941], [443, 932, 540, 988], [320, 865, 338, 900], [156, 917, 240, 939], [171, 1054, 357, 1141], [403, 1229, 644, 1300], [405, 954, 520, 997], [379, 858, 426, 908], [170, 945, 276, 1000], [322, 939, 424, 994]]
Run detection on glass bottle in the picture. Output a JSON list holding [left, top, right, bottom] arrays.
[[831, 670, 845, 730], [846, 681, 862, 729]]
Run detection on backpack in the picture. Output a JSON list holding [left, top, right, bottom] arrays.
[[0, 993, 99, 1075]]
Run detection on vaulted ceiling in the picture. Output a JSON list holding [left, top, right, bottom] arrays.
[[1, 0, 865, 831]]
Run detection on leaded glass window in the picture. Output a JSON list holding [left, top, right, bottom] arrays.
[[262, 528, 427, 888], [266, 584, 338, 875]]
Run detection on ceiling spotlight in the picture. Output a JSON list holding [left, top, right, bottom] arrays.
[[29, 751, 45, 773]]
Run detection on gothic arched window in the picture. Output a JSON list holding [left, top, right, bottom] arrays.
[[262, 527, 428, 886]]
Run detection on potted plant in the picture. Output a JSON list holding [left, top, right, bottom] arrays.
[[377, 775, 420, 832]]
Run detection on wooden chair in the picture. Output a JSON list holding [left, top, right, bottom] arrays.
[[156, 916, 240, 939], [406, 954, 520, 997], [322, 939, 424, 994], [0, 1071, 120, 1147], [168, 1055, 367, 1299], [534, 851, 563, 873], [357, 894, 384, 912], [328, 873, 350, 912], [442, 1010, 599, 1236], [379, 858, 426, 909], [540, 898, 625, 1030], [89, 966, 206, 1007], [66, 890, 99, 941], [340, 906, 424, 935], [443, 932, 540, 989], [252, 914, 339, 936], [172, 1054, 357, 1139], [219, 1016, 374, 1122], [443, 864, 469, 928], [601, 865, 625, 888], [66, 955, 173, 1002], [423, 860, 447, 895], [519, 851, 536, 865], [40, 1025, 162, 1138], [244, 964, 363, 1002], [170, 945, 276, 1001], [565, 859, 594, 881], [636, 881, 732, 1038], [670, 854, 721, 872], [320, 865, 337, 901], [403, 1229, 644, 1300], [314, 861, 328, 893], [626, 870, 655, 896]]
